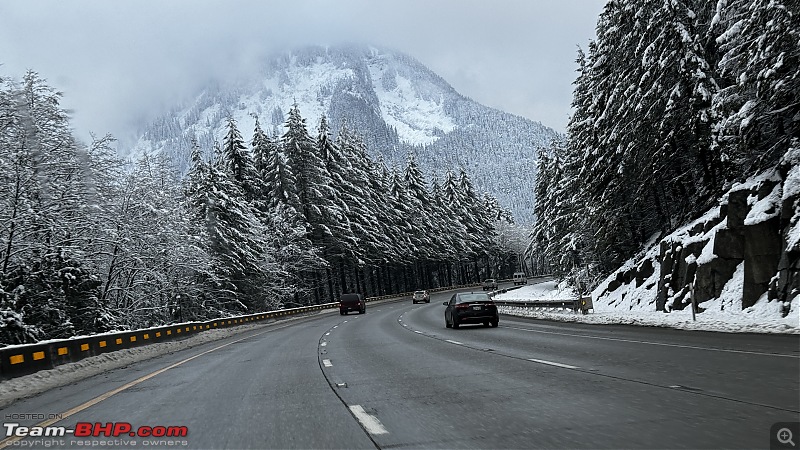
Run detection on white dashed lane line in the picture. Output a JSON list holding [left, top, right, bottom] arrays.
[[322, 359, 333, 367], [528, 358, 579, 369], [445, 339, 464, 345], [349, 405, 389, 435], [320, 341, 327, 347]]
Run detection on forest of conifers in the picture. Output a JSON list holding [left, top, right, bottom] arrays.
[[0, 74, 517, 345], [531, 0, 798, 287]]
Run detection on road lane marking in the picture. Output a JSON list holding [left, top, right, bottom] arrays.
[[0, 321, 297, 447], [446, 339, 463, 345], [505, 325, 799, 358], [414, 330, 422, 334], [528, 358, 579, 369], [322, 359, 333, 367], [349, 405, 389, 435], [320, 341, 327, 347]]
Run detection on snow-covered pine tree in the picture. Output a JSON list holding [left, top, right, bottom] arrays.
[[402, 151, 437, 262], [221, 116, 260, 203], [714, 0, 800, 175], [281, 104, 347, 302], [0, 71, 103, 342], [335, 124, 386, 266]]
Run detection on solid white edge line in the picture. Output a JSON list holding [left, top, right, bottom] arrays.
[[322, 359, 333, 367], [445, 339, 463, 345], [349, 405, 389, 435], [528, 358, 579, 369]]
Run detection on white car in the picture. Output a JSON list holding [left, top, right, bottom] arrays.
[[482, 279, 498, 291], [513, 272, 527, 285], [412, 290, 430, 303]]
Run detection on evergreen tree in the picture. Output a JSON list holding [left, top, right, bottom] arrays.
[[221, 116, 260, 202], [0, 71, 103, 341], [714, 0, 800, 175]]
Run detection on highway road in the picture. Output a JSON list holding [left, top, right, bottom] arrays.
[[1, 283, 798, 449]]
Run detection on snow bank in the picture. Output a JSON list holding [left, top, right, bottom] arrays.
[[498, 279, 798, 334]]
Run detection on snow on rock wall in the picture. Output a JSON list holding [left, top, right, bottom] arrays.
[[593, 148, 800, 320]]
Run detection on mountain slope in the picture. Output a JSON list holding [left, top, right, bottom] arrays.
[[129, 44, 559, 223]]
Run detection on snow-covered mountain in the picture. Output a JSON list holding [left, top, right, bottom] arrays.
[[128, 44, 560, 223]]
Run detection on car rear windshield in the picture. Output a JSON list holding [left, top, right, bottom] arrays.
[[414, 291, 425, 295], [458, 293, 491, 303], [340, 294, 361, 302]]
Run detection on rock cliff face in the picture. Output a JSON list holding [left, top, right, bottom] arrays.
[[593, 149, 800, 318]]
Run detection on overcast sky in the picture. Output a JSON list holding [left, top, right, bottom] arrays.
[[0, 0, 607, 146]]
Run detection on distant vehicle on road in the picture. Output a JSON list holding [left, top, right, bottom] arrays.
[[412, 290, 430, 303], [513, 272, 527, 285], [443, 292, 498, 328], [339, 293, 366, 315], [482, 278, 498, 291]]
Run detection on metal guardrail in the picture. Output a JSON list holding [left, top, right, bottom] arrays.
[[493, 296, 593, 315], [0, 283, 483, 380], [0, 303, 337, 380]]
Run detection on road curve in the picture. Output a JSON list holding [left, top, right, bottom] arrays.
[[1, 286, 797, 449]]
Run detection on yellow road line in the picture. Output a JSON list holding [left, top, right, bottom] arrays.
[[0, 322, 299, 447]]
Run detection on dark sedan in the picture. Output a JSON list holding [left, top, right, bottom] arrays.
[[443, 292, 499, 328]]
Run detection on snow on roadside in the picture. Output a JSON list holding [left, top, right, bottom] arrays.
[[494, 279, 799, 334]]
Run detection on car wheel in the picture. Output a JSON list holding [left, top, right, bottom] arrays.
[[426, 299, 430, 303], [359, 308, 365, 314], [491, 319, 499, 327], [452, 317, 460, 329], [483, 321, 490, 327], [445, 319, 452, 328]]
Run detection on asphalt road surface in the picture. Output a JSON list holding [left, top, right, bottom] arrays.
[[1, 284, 798, 449]]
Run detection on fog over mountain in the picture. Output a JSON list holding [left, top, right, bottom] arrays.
[[129, 44, 560, 224]]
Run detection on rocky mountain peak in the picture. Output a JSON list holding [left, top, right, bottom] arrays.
[[129, 44, 560, 223]]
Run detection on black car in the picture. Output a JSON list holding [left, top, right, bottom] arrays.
[[339, 293, 366, 315], [443, 292, 498, 328]]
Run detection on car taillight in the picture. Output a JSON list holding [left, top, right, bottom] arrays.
[[456, 303, 471, 309]]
